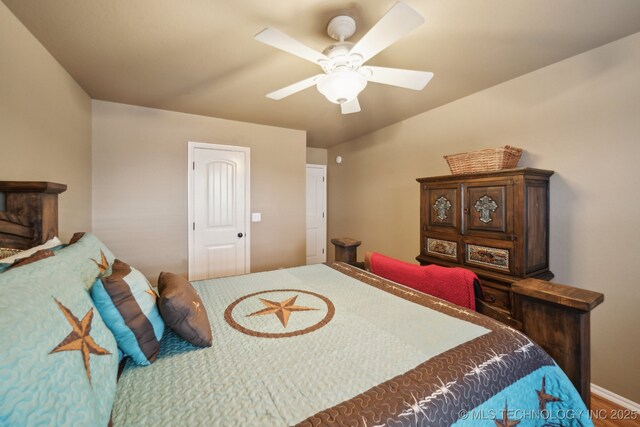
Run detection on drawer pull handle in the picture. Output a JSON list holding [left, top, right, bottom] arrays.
[[484, 294, 496, 303]]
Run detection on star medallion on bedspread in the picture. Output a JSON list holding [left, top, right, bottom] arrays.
[[49, 298, 111, 385], [225, 289, 335, 338], [246, 295, 317, 327], [536, 375, 561, 411]]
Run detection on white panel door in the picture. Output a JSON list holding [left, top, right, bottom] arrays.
[[306, 165, 326, 264], [192, 145, 249, 279]]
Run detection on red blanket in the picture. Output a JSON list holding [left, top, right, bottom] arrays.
[[368, 252, 478, 310]]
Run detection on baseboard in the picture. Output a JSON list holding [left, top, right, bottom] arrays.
[[591, 383, 640, 411]]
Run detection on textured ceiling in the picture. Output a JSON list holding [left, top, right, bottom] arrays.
[[4, 0, 640, 148]]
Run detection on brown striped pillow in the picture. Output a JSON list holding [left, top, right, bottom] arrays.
[[89, 260, 165, 365]]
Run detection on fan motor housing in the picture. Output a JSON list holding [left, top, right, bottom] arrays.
[[322, 42, 353, 58], [321, 42, 363, 74]]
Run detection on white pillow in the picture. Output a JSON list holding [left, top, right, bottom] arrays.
[[0, 237, 62, 264]]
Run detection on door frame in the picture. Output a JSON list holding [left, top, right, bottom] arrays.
[[187, 141, 251, 280], [306, 163, 327, 264]]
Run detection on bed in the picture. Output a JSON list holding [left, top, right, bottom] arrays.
[[0, 181, 595, 426]]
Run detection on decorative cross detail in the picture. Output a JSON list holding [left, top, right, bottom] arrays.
[[474, 195, 498, 223], [433, 196, 452, 221]]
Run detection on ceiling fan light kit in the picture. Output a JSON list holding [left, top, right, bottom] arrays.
[[255, 1, 433, 115], [317, 69, 367, 105]]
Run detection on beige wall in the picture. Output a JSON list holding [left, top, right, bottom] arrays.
[[0, 2, 92, 241], [328, 33, 640, 402], [306, 147, 328, 165], [92, 101, 306, 283]]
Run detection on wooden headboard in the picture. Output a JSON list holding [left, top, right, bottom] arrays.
[[0, 181, 67, 250]]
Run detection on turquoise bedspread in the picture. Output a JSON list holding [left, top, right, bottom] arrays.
[[112, 263, 591, 426]]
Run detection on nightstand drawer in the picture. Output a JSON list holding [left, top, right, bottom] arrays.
[[480, 282, 511, 312]]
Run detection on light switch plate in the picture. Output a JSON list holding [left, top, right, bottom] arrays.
[[251, 212, 262, 222]]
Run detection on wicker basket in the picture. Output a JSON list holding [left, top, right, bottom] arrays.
[[444, 145, 523, 175]]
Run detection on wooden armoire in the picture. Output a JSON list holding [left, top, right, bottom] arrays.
[[416, 168, 554, 327]]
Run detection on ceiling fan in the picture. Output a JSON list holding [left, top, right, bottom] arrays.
[[255, 2, 433, 114]]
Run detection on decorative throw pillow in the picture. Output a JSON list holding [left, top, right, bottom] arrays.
[[0, 253, 118, 426], [158, 272, 212, 347], [55, 232, 115, 290], [0, 237, 63, 273], [90, 260, 164, 365], [0, 237, 62, 264], [7, 249, 55, 270], [0, 262, 11, 274]]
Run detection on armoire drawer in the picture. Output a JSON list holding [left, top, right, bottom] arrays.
[[464, 240, 514, 275], [424, 236, 460, 262]]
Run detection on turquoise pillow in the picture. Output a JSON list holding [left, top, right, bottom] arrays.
[[91, 259, 164, 366], [54, 232, 116, 289], [0, 253, 118, 426]]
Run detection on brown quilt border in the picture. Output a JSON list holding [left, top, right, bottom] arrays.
[[294, 263, 554, 427]]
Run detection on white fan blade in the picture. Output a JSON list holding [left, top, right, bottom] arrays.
[[350, 2, 425, 63], [341, 97, 361, 114], [255, 27, 329, 65], [364, 66, 433, 90], [266, 74, 324, 100]]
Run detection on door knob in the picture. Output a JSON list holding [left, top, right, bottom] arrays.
[[237, 232, 244, 238]]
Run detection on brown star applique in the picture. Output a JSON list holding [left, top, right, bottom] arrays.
[[192, 300, 202, 313], [145, 281, 158, 299], [91, 250, 109, 275], [49, 298, 111, 384], [246, 295, 317, 327], [536, 376, 562, 411], [494, 400, 520, 427]]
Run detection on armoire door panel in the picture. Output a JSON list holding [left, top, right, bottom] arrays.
[[464, 179, 513, 239], [425, 184, 459, 233]]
